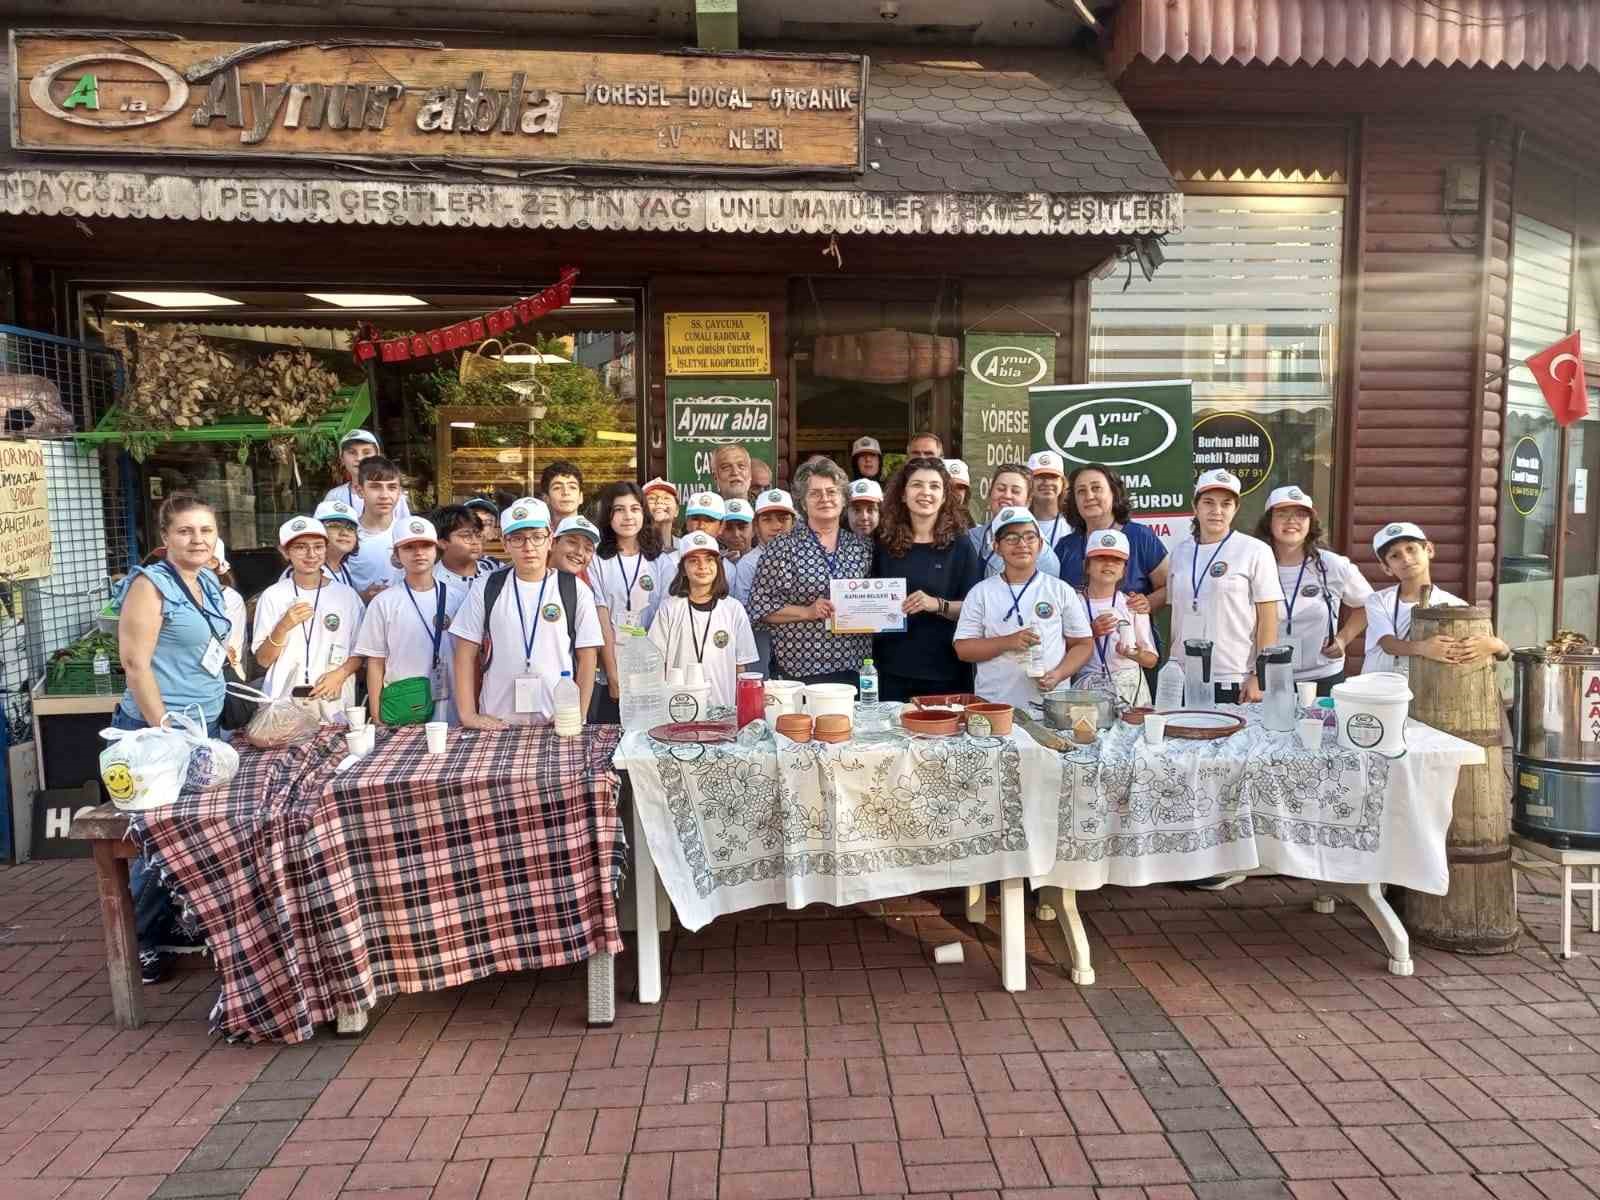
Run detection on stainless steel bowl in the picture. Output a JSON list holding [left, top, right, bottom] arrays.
[[1038, 687, 1115, 731]]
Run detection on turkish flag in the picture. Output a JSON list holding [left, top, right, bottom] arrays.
[[1526, 331, 1589, 426]]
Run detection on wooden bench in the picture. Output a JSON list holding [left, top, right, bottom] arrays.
[[69, 803, 144, 1028]]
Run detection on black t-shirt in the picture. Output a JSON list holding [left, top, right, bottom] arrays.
[[869, 537, 982, 682]]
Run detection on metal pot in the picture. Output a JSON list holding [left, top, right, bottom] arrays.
[[1511, 647, 1600, 766], [1037, 687, 1115, 732]]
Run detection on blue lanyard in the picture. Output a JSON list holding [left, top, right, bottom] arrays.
[[292, 577, 324, 685], [810, 527, 842, 576], [1086, 590, 1121, 672], [618, 553, 643, 607], [161, 563, 230, 642], [980, 525, 996, 571], [1002, 571, 1038, 626], [347, 483, 358, 507], [404, 582, 446, 668], [511, 573, 553, 672], [1188, 531, 1233, 613], [1282, 557, 1310, 634], [1038, 513, 1063, 551]]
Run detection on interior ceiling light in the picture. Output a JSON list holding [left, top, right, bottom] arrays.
[[306, 293, 428, 307], [564, 297, 618, 305], [111, 290, 242, 308]]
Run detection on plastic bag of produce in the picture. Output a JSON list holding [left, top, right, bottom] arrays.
[[161, 709, 239, 791], [99, 725, 193, 812], [235, 683, 321, 750]]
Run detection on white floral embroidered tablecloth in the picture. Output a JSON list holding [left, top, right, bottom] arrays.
[[615, 725, 1064, 931], [1031, 711, 1486, 895]]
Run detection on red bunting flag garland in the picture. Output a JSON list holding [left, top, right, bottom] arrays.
[[352, 266, 580, 365]]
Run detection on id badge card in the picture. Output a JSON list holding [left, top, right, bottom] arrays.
[[431, 659, 451, 701], [514, 674, 540, 714], [326, 642, 347, 670], [201, 636, 226, 677]]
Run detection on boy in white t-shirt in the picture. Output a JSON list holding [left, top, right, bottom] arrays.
[[432, 504, 492, 610], [344, 456, 407, 600], [1364, 521, 1504, 675], [549, 514, 621, 722], [449, 498, 604, 728], [356, 517, 462, 725], [955, 507, 1093, 710], [323, 429, 412, 522], [720, 498, 754, 563], [251, 517, 366, 716]]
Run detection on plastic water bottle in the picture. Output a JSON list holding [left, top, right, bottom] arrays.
[[618, 627, 666, 732], [1026, 623, 1046, 678], [1154, 659, 1185, 710], [553, 670, 582, 737], [858, 657, 881, 731]]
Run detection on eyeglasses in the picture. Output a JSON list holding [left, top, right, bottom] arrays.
[[505, 530, 551, 547], [997, 532, 1040, 547], [808, 488, 842, 502]]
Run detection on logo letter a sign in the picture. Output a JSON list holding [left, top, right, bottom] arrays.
[[63, 74, 99, 110]]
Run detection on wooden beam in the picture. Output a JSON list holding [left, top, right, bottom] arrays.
[[696, 0, 739, 52]]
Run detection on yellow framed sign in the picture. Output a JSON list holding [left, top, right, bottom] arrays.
[[664, 312, 771, 376]]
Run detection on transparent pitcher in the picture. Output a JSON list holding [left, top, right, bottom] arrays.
[[1182, 638, 1215, 709], [1256, 643, 1297, 732]]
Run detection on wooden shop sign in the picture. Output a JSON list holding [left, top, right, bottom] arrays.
[[665, 312, 771, 376], [9, 31, 866, 174]]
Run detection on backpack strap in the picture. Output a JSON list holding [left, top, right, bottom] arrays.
[[476, 567, 510, 702], [558, 569, 579, 664]]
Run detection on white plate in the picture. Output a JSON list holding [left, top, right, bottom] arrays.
[[1162, 712, 1239, 731]]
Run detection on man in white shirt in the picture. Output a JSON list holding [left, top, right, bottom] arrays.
[[450, 497, 604, 727], [323, 429, 412, 522], [344, 457, 407, 600]]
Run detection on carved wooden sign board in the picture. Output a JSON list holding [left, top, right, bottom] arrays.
[[8, 31, 867, 174]]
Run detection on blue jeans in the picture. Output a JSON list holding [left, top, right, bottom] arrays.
[[111, 708, 220, 953]]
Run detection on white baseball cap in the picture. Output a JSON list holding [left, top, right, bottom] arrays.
[[278, 516, 327, 548], [339, 429, 380, 450], [848, 479, 883, 505], [555, 514, 601, 544], [992, 506, 1039, 537], [678, 530, 721, 558], [723, 498, 754, 524], [313, 498, 359, 526], [1027, 450, 1065, 478], [392, 516, 440, 549], [1373, 521, 1429, 557], [944, 459, 970, 486], [851, 436, 881, 457], [642, 477, 678, 499], [1085, 528, 1131, 560], [755, 488, 797, 516], [686, 492, 726, 520], [1195, 468, 1242, 498], [1265, 485, 1315, 512], [500, 497, 551, 537]]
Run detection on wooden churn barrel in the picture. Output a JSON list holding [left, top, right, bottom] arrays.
[[1405, 604, 1519, 953]]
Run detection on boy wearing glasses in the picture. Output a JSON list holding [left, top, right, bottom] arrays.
[[450, 498, 603, 729], [955, 506, 1093, 708], [432, 504, 493, 607]]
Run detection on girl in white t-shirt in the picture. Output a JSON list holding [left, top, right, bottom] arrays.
[[1168, 470, 1284, 703], [251, 517, 365, 718], [593, 482, 674, 630], [648, 531, 758, 710], [1071, 528, 1157, 707], [954, 507, 1093, 710], [1255, 485, 1375, 694], [355, 517, 464, 725]]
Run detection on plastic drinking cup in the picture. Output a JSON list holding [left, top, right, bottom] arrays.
[[933, 942, 964, 965], [1143, 714, 1167, 746], [666, 667, 685, 687], [1296, 682, 1317, 709], [424, 722, 448, 754], [1297, 718, 1323, 751], [345, 706, 367, 729]]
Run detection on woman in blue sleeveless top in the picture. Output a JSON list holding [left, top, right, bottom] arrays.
[[116, 494, 233, 984]]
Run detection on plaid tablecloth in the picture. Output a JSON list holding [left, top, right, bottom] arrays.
[[133, 725, 625, 1044]]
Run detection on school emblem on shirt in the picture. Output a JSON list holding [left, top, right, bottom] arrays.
[[324, 613, 341, 631], [542, 603, 561, 622], [1209, 562, 1229, 577], [1034, 601, 1054, 619], [1301, 584, 1321, 598], [640, 575, 654, 591], [713, 630, 730, 648]]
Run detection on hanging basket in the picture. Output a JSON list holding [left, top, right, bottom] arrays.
[[459, 338, 541, 385]]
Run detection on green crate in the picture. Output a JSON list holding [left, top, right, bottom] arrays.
[[46, 660, 126, 696]]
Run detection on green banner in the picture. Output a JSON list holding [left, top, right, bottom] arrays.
[[960, 333, 1057, 519], [1029, 379, 1194, 551], [666, 378, 778, 493]]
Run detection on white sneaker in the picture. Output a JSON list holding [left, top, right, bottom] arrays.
[[1191, 873, 1246, 891]]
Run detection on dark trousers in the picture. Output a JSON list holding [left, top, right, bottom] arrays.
[[780, 667, 859, 689], [879, 668, 972, 703], [1313, 670, 1346, 698]]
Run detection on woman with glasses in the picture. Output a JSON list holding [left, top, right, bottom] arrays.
[[870, 457, 981, 701], [747, 457, 874, 686]]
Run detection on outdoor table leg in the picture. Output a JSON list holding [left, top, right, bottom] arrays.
[[91, 841, 144, 1029], [632, 804, 662, 1004], [1311, 894, 1338, 914], [1054, 888, 1095, 986], [1325, 882, 1413, 976], [965, 884, 986, 925], [999, 878, 1026, 992]]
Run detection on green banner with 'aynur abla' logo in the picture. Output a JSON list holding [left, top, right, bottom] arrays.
[[960, 333, 1057, 519]]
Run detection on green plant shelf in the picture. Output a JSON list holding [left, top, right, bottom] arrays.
[[75, 383, 371, 447]]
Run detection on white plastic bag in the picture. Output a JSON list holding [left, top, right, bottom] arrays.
[[162, 710, 240, 791], [99, 725, 194, 812], [233, 682, 322, 750]]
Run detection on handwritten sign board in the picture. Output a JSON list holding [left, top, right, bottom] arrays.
[[9, 33, 866, 174], [0, 440, 52, 581], [665, 378, 777, 492], [665, 313, 771, 376]]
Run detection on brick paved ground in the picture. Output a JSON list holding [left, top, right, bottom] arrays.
[[0, 860, 1597, 1200]]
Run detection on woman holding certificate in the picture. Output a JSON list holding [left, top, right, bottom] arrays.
[[869, 457, 981, 701], [747, 456, 874, 686]]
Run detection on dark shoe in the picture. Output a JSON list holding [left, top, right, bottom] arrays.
[[140, 949, 172, 985], [1188, 873, 1246, 892]]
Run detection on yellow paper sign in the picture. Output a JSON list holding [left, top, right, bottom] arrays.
[[665, 312, 771, 376], [0, 441, 51, 581]]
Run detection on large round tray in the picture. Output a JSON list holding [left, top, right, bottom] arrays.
[[1156, 710, 1245, 740], [649, 721, 737, 744]]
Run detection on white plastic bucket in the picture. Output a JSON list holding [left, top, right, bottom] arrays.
[[763, 680, 805, 718], [1331, 674, 1412, 756], [802, 683, 857, 719]]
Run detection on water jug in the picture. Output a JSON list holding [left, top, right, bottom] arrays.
[[618, 627, 666, 733], [1256, 643, 1297, 732], [553, 671, 582, 737], [1182, 638, 1216, 709]]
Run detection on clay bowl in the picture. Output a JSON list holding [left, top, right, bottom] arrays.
[[813, 726, 851, 745], [912, 692, 980, 711], [775, 714, 814, 742], [1120, 707, 1154, 726], [901, 709, 960, 738], [963, 702, 1014, 736], [813, 714, 852, 739]]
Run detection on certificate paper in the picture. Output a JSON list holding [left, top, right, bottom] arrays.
[[830, 577, 907, 635]]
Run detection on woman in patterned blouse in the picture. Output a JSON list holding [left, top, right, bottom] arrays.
[[747, 456, 874, 686]]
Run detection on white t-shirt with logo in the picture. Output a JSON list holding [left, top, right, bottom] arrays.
[[251, 576, 366, 708], [1077, 589, 1155, 680], [647, 595, 759, 710], [322, 483, 412, 524], [448, 569, 605, 723], [346, 518, 400, 594], [592, 552, 673, 629], [1277, 549, 1376, 681], [356, 579, 466, 724], [1169, 531, 1285, 685], [955, 573, 1093, 709], [1363, 584, 1465, 677]]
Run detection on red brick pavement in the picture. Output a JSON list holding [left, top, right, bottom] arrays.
[[0, 859, 1597, 1200]]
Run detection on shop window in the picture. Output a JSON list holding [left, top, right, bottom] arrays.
[[1088, 194, 1345, 530]]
